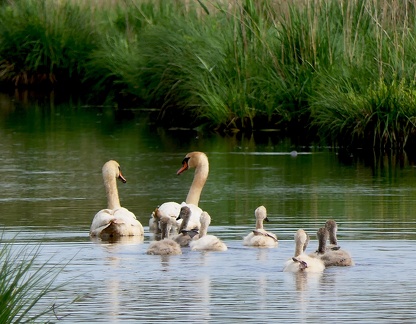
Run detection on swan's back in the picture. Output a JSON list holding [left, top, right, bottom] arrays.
[[310, 226, 354, 266], [147, 239, 182, 255], [146, 214, 182, 255], [189, 212, 227, 252]]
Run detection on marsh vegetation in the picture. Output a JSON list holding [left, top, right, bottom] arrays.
[[1, 0, 416, 149]]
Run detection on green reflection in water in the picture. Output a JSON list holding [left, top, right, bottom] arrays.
[[1, 92, 416, 240]]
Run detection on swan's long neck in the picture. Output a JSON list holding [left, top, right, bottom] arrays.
[[294, 239, 304, 257], [104, 175, 121, 210], [199, 215, 209, 238], [255, 218, 264, 230], [328, 230, 337, 245], [294, 231, 307, 257], [178, 215, 190, 233], [317, 228, 328, 254], [185, 160, 209, 206]]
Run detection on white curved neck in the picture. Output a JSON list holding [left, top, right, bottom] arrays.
[[199, 221, 208, 238], [185, 160, 209, 206], [104, 175, 121, 210], [255, 218, 264, 230], [294, 238, 304, 257]]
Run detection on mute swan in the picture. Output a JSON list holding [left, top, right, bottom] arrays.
[[171, 206, 199, 247], [155, 152, 209, 231], [283, 229, 325, 273], [190, 212, 227, 252], [90, 160, 144, 239], [310, 223, 354, 267], [243, 206, 278, 248], [147, 211, 182, 255]]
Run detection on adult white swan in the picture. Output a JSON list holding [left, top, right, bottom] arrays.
[[283, 229, 325, 273], [90, 160, 144, 239], [243, 205, 278, 248], [153, 151, 209, 231]]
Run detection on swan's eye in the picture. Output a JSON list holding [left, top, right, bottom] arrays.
[[181, 157, 190, 165]]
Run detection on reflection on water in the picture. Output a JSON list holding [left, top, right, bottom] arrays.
[[1, 92, 416, 322], [12, 237, 414, 323]]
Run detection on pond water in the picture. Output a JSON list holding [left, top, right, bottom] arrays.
[[1, 91, 416, 323]]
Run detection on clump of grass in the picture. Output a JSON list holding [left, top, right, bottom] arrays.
[[0, 239, 70, 323], [2, 0, 416, 148], [0, 0, 97, 87], [312, 75, 416, 149]]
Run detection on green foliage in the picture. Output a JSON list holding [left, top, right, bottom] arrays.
[[2, 0, 416, 147], [0, 239, 69, 323], [0, 0, 97, 86]]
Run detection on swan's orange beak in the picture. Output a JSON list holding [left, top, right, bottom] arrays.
[[118, 171, 127, 183], [176, 158, 190, 175]]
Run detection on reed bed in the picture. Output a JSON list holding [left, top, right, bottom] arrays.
[[1, 0, 416, 148]]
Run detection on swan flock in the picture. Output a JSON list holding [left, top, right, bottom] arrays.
[[90, 153, 353, 273]]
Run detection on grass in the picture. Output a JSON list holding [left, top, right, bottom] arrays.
[[1, 0, 416, 148], [0, 237, 72, 323]]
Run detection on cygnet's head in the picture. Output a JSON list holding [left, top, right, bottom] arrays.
[[255, 205, 268, 222], [176, 206, 191, 221], [295, 229, 310, 248]]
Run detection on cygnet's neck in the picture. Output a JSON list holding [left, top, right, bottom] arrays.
[[255, 217, 265, 230], [317, 228, 328, 254]]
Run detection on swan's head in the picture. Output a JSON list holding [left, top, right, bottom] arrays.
[[176, 206, 191, 221], [200, 211, 212, 227], [159, 215, 177, 239], [102, 160, 126, 183], [295, 229, 309, 249], [255, 205, 269, 222], [177, 151, 208, 175]]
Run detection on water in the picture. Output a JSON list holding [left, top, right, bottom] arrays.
[[1, 91, 416, 323]]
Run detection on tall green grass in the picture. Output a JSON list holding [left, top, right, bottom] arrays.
[[1, 0, 416, 148], [0, 239, 70, 323], [0, 0, 98, 87]]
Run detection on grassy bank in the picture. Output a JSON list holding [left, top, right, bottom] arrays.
[[1, 0, 416, 149]]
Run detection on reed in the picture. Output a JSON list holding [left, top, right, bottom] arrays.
[[1, 0, 416, 147], [310, 0, 416, 148], [0, 239, 70, 323], [0, 0, 97, 86]]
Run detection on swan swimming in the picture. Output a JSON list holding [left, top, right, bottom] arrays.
[[151, 151, 209, 232], [190, 212, 227, 252], [243, 206, 278, 248], [90, 160, 144, 239], [283, 229, 325, 273]]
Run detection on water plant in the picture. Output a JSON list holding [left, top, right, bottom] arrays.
[[0, 238, 70, 323]]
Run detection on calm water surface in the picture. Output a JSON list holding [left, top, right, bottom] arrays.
[[1, 92, 416, 323]]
